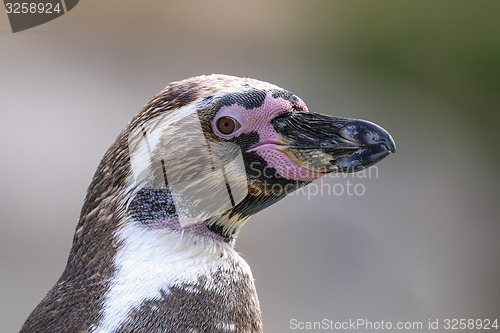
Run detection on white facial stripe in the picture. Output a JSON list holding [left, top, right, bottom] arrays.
[[128, 103, 199, 185], [128, 102, 249, 228]]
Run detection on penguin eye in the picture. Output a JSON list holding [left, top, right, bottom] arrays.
[[216, 116, 240, 135]]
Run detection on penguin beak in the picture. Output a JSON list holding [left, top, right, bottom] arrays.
[[271, 111, 396, 173]]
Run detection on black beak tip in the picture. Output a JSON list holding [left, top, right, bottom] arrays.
[[342, 119, 396, 152], [382, 133, 396, 154], [333, 119, 396, 172]]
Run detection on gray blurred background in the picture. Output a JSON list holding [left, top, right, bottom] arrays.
[[1, 1, 499, 332]]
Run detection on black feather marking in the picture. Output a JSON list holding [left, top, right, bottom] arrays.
[[220, 90, 267, 109], [129, 188, 177, 225]]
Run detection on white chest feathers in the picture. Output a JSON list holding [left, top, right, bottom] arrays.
[[90, 223, 260, 333]]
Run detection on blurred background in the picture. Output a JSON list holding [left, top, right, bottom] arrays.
[[1, 1, 499, 331]]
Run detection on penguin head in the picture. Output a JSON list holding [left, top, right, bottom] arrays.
[[95, 74, 395, 242]]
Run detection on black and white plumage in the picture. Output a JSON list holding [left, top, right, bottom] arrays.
[[21, 74, 395, 332]]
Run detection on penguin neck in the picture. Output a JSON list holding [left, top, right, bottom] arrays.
[[91, 220, 262, 333]]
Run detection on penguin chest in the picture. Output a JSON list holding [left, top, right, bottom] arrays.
[[91, 225, 262, 333]]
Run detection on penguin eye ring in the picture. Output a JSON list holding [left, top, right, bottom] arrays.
[[216, 116, 241, 135]]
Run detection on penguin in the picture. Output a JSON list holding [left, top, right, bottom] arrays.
[[20, 74, 395, 332]]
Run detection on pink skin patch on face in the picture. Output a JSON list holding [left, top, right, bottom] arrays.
[[213, 92, 327, 182]]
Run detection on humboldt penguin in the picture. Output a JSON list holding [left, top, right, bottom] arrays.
[[20, 74, 395, 332]]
